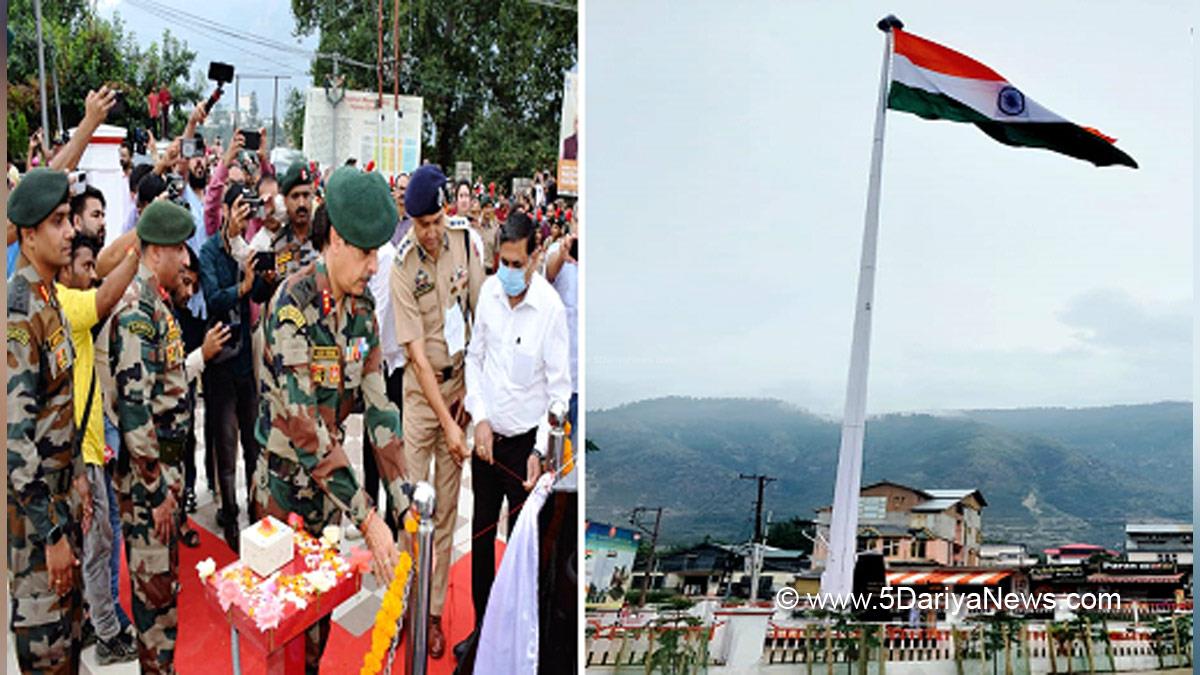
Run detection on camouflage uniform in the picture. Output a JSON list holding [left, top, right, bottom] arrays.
[[253, 258, 407, 673], [7, 252, 84, 674], [270, 219, 318, 279], [109, 262, 191, 675]]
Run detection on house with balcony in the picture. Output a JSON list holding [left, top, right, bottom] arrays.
[[811, 480, 986, 569]]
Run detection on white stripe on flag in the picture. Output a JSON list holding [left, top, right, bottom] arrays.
[[891, 54, 1066, 124]]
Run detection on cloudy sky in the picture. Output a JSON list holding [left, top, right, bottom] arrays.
[[584, 1, 1194, 414], [96, 0, 319, 125]]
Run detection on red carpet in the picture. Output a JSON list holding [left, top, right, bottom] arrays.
[[116, 518, 496, 674]]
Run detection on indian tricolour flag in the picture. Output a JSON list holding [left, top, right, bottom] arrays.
[[888, 28, 1137, 168]]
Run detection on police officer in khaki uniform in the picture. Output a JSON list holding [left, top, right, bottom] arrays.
[[390, 165, 482, 659], [7, 167, 93, 674]]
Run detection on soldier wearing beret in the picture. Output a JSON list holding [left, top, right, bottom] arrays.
[[390, 164, 483, 658], [253, 166, 408, 673], [109, 200, 195, 674], [270, 161, 319, 280], [7, 167, 93, 673]]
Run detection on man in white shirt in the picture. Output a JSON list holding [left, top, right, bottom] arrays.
[[464, 211, 571, 629], [362, 237, 405, 530]]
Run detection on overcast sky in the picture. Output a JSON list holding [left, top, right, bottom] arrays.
[[97, 0, 318, 126], [585, 1, 1194, 414]]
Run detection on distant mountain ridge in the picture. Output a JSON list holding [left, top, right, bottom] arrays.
[[585, 397, 1191, 551]]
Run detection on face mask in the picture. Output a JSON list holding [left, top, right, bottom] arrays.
[[497, 262, 527, 297]]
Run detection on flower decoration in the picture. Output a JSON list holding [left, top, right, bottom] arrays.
[[360, 551, 414, 675], [218, 578, 241, 612], [321, 525, 341, 548], [196, 557, 216, 582], [254, 592, 284, 632]]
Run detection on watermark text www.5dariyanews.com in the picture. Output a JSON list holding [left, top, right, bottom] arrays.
[[775, 587, 1121, 613]]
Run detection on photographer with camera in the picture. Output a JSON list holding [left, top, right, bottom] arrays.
[[199, 181, 273, 550]]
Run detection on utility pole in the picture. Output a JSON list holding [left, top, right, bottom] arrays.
[[630, 507, 663, 607], [50, 46, 64, 140], [33, 0, 51, 153], [236, 74, 292, 150], [739, 473, 776, 601]]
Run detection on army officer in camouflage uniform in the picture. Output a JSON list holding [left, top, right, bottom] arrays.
[[254, 166, 408, 674], [269, 161, 320, 279], [109, 200, 195, 674], [7, 168, 93, 673]]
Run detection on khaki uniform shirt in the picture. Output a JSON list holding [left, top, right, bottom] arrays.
[[390, 222, 484, 380]]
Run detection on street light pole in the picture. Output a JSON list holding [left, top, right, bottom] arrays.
[[33, 0, 51, 153]]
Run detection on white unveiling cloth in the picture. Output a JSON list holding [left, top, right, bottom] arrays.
[[473, 473, 553, 675]]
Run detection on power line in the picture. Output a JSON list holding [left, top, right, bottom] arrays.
[[122, 0, 312, 75], [126, 0, 383, 72], [125, 0, 314, 57]]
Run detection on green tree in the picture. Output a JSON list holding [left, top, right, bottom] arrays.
[[284, 88, 307, 149], [289, 0, 575, 186], [766, 517, 816, 555], [6, 1, 200, 164]]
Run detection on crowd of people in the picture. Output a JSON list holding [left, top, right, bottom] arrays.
[[7, 85, 580, 674]]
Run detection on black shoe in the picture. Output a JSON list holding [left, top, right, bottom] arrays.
[[97, 635, 137, 665], [181, 527, 201, 548], [81, 621, 97, 648], [216, 507, 238, 529], [184, 489, 197, 514], [224, 525, 240, 553]]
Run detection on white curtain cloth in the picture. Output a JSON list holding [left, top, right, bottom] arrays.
[[473, 473, 554, 675]]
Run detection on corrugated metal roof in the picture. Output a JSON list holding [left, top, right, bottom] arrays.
[[1125, 523, 1192, 534], [912, 498, 964, 512]]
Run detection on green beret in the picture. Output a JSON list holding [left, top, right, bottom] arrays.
[[325, 167, 398, 250], [8, 168, 69, 228], [137, 200, 196, 246], [279, 161, 313, 197]]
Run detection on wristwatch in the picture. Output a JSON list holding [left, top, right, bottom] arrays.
[[46, 524, 65, 546]]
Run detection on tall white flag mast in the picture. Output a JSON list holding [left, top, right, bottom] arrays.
[[820, 14, 903, 600]]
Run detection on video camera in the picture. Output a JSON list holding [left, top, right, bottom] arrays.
[[202, 62, 235, 115]]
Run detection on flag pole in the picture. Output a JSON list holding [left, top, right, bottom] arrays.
[[820, 14, 903, 600]]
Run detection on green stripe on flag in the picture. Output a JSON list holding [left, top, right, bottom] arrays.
[[887, 81, 1138, 168]]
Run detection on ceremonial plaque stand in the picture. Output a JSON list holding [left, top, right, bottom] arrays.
[[203, 554, 362, 675]]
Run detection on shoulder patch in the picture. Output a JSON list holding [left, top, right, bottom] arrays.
[[278, 305, 307, 328], [7, 325, 31, 346], [126, 319, 156, 339], [8, 275, 30, 315]]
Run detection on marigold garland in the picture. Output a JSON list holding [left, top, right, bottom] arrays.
[[359, 513, 420, 675]]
